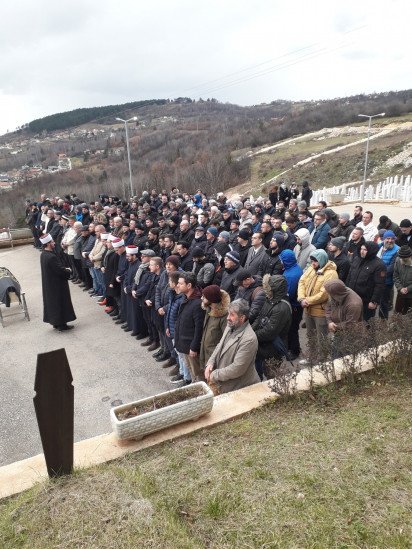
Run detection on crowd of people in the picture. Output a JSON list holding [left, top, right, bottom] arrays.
[[28, 183, 412, 394]]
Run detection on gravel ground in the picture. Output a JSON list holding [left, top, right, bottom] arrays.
[[0, 245, 171, 466]]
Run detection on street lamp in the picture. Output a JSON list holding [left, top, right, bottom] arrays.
[[116, 116, 137, 197], [358, 112, 385, 202]]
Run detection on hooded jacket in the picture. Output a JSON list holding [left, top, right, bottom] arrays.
[[297, 250, 338, 317], [294, 228, 316, 270], [199, 289, 230, 369], [324, 279, 363, 328], [346, 242, 386, 304], [279, 249, 303, 307], [251, 275, 292, 359]]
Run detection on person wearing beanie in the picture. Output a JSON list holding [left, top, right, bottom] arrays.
[[396, 219, 412, 249], [220, 251, 242, 300], [329, 212, 354, 240], [259, 232, 284, 277], [192, 247, 216, 288], [327, 236, 350, 283], [40, 234, 76, 331], [298, 248, 338, 359], [377, 231, 400, 319], [235, 228, 252, 267], [346, 242, 386, 321], [199, 287, 230, 370], [393, 246, 412, 314], [377, 215, 400, 237], [218, 230, 230, 244], [204, 226, 218, 257]]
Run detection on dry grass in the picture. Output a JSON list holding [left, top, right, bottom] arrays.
[[1, 378, 411, 548]]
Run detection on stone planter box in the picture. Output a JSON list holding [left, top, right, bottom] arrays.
[[110, 382, 214, 441]]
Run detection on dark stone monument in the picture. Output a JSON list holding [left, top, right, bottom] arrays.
[[33, 348, 74, 477]]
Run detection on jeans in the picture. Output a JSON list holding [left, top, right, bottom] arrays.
[[176, 350, 191, 382], [94, 267, 106, 296]]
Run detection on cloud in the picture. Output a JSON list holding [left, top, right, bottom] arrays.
[[0, 0, 411, 135]]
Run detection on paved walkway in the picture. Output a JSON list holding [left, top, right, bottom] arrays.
[[0, 245, 171, 466]]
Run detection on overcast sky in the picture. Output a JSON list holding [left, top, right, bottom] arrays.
[[1, 0, 410, 136]]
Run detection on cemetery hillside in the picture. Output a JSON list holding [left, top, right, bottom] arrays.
[[1, 89, 412, 228]]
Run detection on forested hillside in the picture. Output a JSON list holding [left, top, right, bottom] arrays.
[[1, 89, 412, 228]]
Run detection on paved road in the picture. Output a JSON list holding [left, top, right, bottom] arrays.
[[0, 245, 171, 466]]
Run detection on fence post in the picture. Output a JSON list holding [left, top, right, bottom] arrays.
[[33, 348, 74, 477]]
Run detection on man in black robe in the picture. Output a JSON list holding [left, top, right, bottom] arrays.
[[39, 233, 76, 331]]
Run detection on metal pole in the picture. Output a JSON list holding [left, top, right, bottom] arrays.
[[124, 122, 133, 198], [360, 116, 372, 203]]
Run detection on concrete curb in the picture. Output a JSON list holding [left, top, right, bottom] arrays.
[[0, 341, 392, 500]]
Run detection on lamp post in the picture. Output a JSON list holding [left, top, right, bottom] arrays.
[[358, 112, 385, 202], [116, 116, 137, 198]]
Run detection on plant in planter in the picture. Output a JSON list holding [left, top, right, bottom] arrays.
[[110, 381, 214, 440]]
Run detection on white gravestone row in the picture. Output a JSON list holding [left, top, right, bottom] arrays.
[[309, 174, 412, 205]]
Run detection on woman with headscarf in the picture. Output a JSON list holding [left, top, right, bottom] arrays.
[[298, 249, 338, 360]]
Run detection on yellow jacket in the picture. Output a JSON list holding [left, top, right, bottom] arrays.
[[298, 260, 338, 317]]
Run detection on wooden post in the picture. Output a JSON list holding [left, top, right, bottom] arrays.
[[33, 348, 74, 477]]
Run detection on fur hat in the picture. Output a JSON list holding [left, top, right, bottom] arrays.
[[165, 255, 180, 268], [202, 285, 222, 304]]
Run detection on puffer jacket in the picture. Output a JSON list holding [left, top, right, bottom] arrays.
[[199, 289, 229, 369], [324, 279, 363, 328], [279, 250, 303, 307], [294, 228, 316, 270], [377, 243, 400, 286], [346, 242, 386, 304], [297, 251, 338, 317], [165, 290, 184, 338], [251, 275, 292, 359]]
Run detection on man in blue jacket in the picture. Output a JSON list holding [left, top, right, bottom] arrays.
[[377, 230, 399, 319], [309, 211, 330, 250], [280, 250, 304, 360]]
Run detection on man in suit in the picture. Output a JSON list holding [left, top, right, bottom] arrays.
[[204, 299, 259, 394], [243, 232, 269, 275]]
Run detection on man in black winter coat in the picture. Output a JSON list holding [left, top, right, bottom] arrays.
[[220, 251, 242, 300], [346, 241, 386, 321], [174, 272, 205, 382]]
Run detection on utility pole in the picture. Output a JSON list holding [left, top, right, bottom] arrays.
[[358, 112, 385, 202], [116, 116, 137, 198]]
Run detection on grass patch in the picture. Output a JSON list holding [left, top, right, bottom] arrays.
[[1, 378, 411, 548]]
